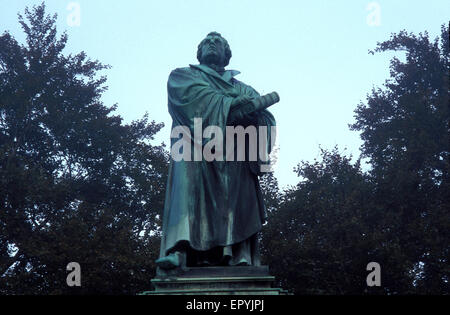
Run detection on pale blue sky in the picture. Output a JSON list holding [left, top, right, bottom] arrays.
[[1, 0, 449, 188]]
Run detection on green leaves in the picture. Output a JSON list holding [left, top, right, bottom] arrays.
[[262, 25, 449, 295], [1, 3, 447, 295], [350, 26, 449, 293], [0, 3, 168, 294], [261, 148, 376, 294]]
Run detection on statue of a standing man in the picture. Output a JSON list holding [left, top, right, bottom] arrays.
[[156, 32, 278, 270]]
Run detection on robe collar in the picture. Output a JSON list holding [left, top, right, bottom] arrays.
[[190, 64, 240, 85]]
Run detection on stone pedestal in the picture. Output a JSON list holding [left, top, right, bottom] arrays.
[[140, 266, 289, 295]]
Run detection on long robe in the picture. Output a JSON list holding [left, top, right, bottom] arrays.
[[159, 64, 276, 265]]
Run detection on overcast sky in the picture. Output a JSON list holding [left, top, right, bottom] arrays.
[[1, 0, 449, 188]]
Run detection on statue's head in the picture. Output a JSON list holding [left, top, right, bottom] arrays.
[[197, 32, 232, 68]]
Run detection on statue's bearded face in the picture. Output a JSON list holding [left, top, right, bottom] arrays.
[[199, 34, 226, 67]]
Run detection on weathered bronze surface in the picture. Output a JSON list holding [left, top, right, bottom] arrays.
[[156, 32, 278, 270]]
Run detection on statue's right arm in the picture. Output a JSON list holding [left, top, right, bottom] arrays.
[[228, 92, 280, 124]]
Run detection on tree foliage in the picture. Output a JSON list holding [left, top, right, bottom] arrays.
[[261, 148, 384, 294], [350, 25, 449, 294], [1, 3, 448, 296], [0, 3, 168, 294], [261, 25, 449, 294]]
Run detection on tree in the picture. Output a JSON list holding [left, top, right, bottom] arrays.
[[259, 172, 282, 214], [261, 148, 386, 294], [0, 3, 168, 294], [350, 25, 449, 294], [262, 25, 449, 295]]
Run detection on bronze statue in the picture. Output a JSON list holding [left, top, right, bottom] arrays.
[[156, 32, 279, 270]]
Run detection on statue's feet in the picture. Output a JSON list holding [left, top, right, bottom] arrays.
[[156, 251, 186, 270], [228, 257, 251, 267]]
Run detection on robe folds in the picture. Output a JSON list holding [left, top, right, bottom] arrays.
[[159, 64, 276, 265]]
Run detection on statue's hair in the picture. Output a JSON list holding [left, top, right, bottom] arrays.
[[197, 32, 232, 67]]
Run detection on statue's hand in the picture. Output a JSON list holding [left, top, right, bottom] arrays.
[[227, 90, 240, 98], [231, 95, 253, 108]]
